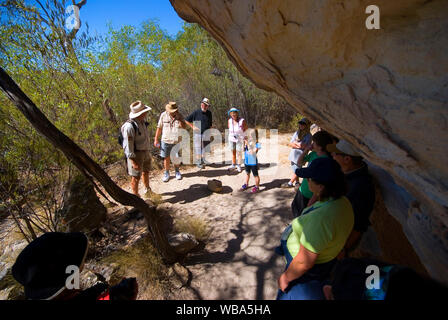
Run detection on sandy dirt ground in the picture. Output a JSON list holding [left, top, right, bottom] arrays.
[[132, 133, 297, 300]]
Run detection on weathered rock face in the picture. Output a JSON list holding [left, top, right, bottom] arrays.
[[170, 0, 448, 283]]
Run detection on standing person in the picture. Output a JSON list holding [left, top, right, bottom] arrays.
[[290, 130, 334, 218], [154, 102, 187, 182], [240, 129, 261, 193], [185, 98, 213, 169], [227, 107, 248, 173], [327, 140, 376, 258], [276, 157, 354, 300], [121, 101, 152, 197], [282, 118, 312, 188]]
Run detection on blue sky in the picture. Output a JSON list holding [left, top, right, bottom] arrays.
[[77, 0, 185, 37]]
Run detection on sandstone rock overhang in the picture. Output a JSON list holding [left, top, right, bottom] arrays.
[[170, 0, 448, 284]]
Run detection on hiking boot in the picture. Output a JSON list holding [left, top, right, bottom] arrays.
[[236, 165, 242, 173], [281, 181, 294, 188], [240, 184, 248, 191], [250, 186, 259, 194], [162, 171, 170, 182], [175, 170, 182, 180]]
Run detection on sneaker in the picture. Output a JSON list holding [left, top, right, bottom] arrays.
[[228, 164, 236, 170], [175, 171, 182, 180], [196, 163, 204, 169], [162, 171, 170, 182], [240, 184, 248, 191], [281, 181, 294, 188], [250, 186, 259, 193], [143, 187, 152, 195], [236, 165, 242, 173]]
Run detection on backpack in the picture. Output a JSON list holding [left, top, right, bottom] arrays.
[[118, 120, 138, 148]]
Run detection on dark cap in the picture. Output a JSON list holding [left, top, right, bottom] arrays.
[[295, 157, 343, 184], [12, 232, 88, 300]]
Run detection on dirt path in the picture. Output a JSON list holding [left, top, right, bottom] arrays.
[[134, 133, 297, 300]]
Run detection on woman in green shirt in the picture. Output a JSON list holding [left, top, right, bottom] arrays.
[[291, 131, 334, 218], [276, 157, 354, 300]]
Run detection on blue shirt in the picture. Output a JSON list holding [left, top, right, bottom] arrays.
[[244, 143, 261, 165]]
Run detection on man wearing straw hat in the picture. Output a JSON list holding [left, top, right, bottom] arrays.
[[154, 102, 187, 182], [121, 100, 152, 197]]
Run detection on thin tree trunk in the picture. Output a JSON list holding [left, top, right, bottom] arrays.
[[0, 67, 178, 263]]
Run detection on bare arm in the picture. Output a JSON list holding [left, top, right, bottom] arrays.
[[278, 244, 318, 292], [154, 127, 162, 147]]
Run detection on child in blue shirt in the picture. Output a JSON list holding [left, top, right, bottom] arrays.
[[241, 129, 261, 193]]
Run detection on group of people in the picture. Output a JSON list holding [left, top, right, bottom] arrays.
[[274, 118, 446, 300], [121, 98, 261, 196], [9, 103, 446, 301]]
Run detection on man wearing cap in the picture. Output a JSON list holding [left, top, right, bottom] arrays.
[[185, 98, 213, 169], [327, 140, 376, 258], [122, 101, 152, 197], [154, 102, 187, 182]]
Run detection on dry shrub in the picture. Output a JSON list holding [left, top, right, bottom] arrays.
[[174, 216, 211, 242], [101, 236, 169, 299]]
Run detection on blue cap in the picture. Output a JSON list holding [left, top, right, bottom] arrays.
[[228, 107, 239, 116], [295, 157, 343, 183]]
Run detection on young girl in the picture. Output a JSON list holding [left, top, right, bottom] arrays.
[[240, 129, 261, 193], [282, 118, 312, 188], [291, 130, 334, 217], [227, 107, 247, 172]]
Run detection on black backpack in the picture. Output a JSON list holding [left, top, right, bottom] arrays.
[[118, 120, 139, 148]]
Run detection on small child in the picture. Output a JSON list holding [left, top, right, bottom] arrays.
[[240, 129, 261, 193]]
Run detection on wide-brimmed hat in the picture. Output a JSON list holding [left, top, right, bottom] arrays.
[[201, 98, 210, 106], [295, 157, 344, 184], [165, 101, 178, 113], [327, 140, 361, 157], [129, 101, 151, 119], [12, 232, 89, 300]]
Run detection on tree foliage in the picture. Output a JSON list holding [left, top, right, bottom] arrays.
[[0, 0, 299, 239]]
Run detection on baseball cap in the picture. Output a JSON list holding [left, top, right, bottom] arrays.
[[327, 140, 361, 157], [295, 157, 344, 184]]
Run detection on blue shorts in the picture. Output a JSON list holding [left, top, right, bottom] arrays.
[[160, 142, 176, 159]]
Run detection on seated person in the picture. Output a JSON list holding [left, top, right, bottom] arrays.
[[12, 232, 138, 300], [327, 140, 376, 257], [323, 258, 447, 300], [276, 157, 354, 300]]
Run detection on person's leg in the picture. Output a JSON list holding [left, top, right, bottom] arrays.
[[141, 151, 152, 192], [193, 133, 202, 165], [232, 149, 237, 165], [254, 175, 260, 188], [276, 280, 326, 300], [164, 156, 170, 171], [131, 176, 140, 196]]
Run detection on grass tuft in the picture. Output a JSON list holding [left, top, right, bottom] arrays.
[[174, 216, 211, 242]]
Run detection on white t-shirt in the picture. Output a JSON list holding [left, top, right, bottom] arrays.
[[228, 118, 245, 143]]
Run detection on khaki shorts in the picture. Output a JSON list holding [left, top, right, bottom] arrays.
[[127, 150, 152, 177]]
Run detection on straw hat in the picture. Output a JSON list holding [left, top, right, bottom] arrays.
[[129, 101, 151, 119], [165, 101, 179, 113], [201, 97, 210, 106]]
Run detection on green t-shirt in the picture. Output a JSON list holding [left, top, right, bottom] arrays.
[[299, 152, 328, 199], [286, 196, 354, 264]]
